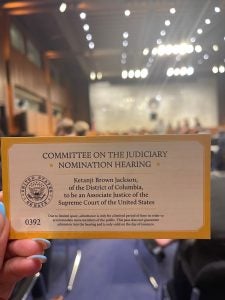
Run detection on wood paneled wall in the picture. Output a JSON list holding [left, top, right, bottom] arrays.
[[11, 49, 48, 99], [0, 13, 6, 105]]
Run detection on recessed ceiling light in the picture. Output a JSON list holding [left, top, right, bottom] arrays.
[[90, 72, 96, 80], [128, 70, 135, 79], [203, 54, 209, 60], [187, 67, 194, 76], [170, 8, 176, 14], [80, 12, 86, 19], [213, 44, 219, 51], [167, 68, 174, 77], [174, 68, 180, 76], [214, 7, 221, 13], [180, 67, 187, 76], [160, 30, 166, 36], [97, 72, 103, 80], [59, 2, 67, 13], [89, 42, 95, 49], [86, 34, 92, 41], [123, 32, 129, 39], [197, 28, 203, 34], [190, 37, 196, 43], [121, 59, 126, 64], [219, 65, 225, 73], [165, 20, 171, 26], [212, 66, 218, 73], [124, 9, 131, 17], [195, 45, 202, 53], [134, 69, 141, 78], [140, 68, 148, 79], [121, 52, 127, 59], [123, 40, 128, 47], [205, 18, 211, 24], [157, 39, 162, 45], [143, 48, 149, 56], [83, 24, 89, 31], [121, 70, 128, 79]]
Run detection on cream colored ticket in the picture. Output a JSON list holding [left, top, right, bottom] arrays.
[[1, 135, 211, 239]]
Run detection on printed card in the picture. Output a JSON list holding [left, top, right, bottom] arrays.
[[1, 135, 211, 239]]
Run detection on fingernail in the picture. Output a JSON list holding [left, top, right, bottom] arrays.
[[27, 255, 47, 263], [0, 202, 5, 218], [32, 238, 51, 250]]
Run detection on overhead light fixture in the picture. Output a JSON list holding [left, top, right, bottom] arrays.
[[165, 20, 171, 26], [219, 65, 225, 73], [170, 8, 176, 14], [143, 48, 149, 56], [128, 70, 135, 79], [123, 32, 129, 39], [190, 37, 196, 43], [86, 34, 92, 41], [121, 58, 126, 64], [123, 40, 128, 47], [195, 45, 202, 53], [124, 9, 131, 17], [157, 39, 162, 45], [121, 52, 127, 59], [89, 41, 95, 49], [59, 2, 67, 13], [121, 70, 128, 79], [212, 66, 218, 74], [83, 24, 89, 31], [213, 44, 219, 51], [197, 28, 203, 34], [160, 30, 166, 36], [166, 66, 194, 77], [203, 54, 209, 60], [80, 12, 86, 19], [214, 6, 221, 13], [140, 68, 148, 79], [97, 72, 103, 80], [152, 43, 194, 56], [167, 68, 174, 77], [134, 69, 141, 78], [90, 72, 96, 80], [205, 18, 211, 24]]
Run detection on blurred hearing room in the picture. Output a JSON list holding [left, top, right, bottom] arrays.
[[1, 1, 225, 300]]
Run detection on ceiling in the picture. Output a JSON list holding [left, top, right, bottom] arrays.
[[1, 0, 225, 83]]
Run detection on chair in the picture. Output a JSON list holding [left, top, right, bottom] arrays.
[[162, 239, 225, 300], [10, 272, 47, 300]]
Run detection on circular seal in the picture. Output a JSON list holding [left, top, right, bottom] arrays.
[[20, 175, 53, 208]]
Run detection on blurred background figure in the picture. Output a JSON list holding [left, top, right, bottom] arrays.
[[55, 117, 76, 136], [214, 130, 225, 171], [74, 120, 90, 136]]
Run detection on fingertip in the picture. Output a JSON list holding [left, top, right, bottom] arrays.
[[32, 238, 51, 250], [27, 255, 47, 264]]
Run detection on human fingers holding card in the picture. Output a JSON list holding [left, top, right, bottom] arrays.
[[0, 191, 51, 300]]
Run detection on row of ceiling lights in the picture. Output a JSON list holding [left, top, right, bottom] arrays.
[[58, 2, 224, 80], [120, 7, 178, 79]]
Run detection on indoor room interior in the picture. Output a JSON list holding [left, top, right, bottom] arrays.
[[0, 0, 225, 299]]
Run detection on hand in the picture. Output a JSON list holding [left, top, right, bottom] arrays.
[[0, 191, 50, 300]]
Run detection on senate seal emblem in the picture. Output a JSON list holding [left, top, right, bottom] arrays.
[[20, 175, 53, 208]]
